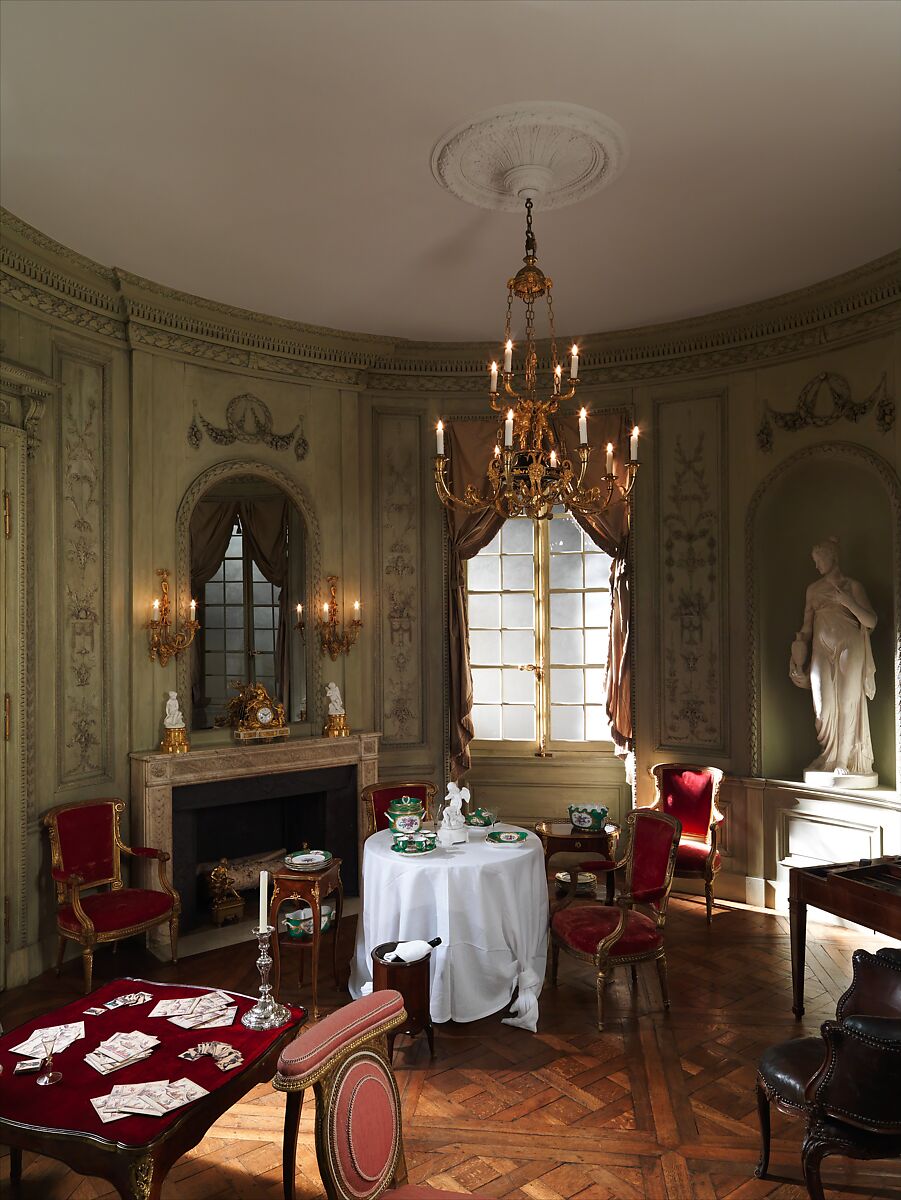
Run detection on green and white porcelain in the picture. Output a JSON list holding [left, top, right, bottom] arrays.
[[486, 830, 528, 845], [283, 899, 336, 939], [464, 807, 494, 827], [387, 796, 425, 834], [390, 829, 437, 856], [568, 803, 609, 831], [284, 849, 333, 871]]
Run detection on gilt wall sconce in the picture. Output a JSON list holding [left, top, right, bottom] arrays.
[[317, 575, 362, 660], [147, 569, 200, 667]]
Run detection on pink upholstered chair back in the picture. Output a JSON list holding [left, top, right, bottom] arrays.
[[48, 799, 122, 893], [360, 781, 437, 838], [624, 808, 682, 912], [650, 764, 724, 841]]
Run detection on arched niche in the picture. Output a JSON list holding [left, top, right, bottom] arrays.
[[174, 460, 323, 732], [746, 442, 900, 790]]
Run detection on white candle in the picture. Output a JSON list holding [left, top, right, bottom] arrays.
[[631, 425, 639, 462], [489, 361, 498, 393], [189, 598, 197, 619], [494, 443, 501, 458], [259, 869, 268, 931], [570, 344, 579, 379], [504, 340, 513, 373], [436, 420, 445, 456], [606, 442, 614, 475], [152, 599, 160, 618], [353, 600, 360, 616], [578, 407, 588, 445], [549, 449, 557, 468], [504, 409, 514, 448], [296, 603, 302, 620], [323, 602, 329, 617], [554, 364, 562, 393]]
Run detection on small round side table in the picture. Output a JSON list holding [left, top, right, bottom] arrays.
[[269, 858, 343, 1019], [535, 820, 620, 902], [371, 942, 434, 1058]]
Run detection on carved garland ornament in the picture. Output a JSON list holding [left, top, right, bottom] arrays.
[[757, 372, 894, 451], [187, 393, 309, 460]]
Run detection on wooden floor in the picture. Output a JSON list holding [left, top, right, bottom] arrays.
[[1, 894, 899, 1199]]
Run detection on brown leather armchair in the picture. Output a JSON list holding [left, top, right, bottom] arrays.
[[756, 947, 901, 1199]]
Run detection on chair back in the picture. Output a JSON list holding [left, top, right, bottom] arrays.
[[837, 947, 901, 1021], [650, 763, 724, 841], [360, 781, 437, 838], [274, 990, 409, 1200], [811, 1020, 901, 1133], [623, 808, 682, 915], [44, 798, 124, 898]]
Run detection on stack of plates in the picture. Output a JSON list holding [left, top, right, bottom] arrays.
[[284, 849, 333, 871]]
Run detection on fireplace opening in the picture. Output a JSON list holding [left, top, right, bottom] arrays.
[[172, 765, 357, 930]]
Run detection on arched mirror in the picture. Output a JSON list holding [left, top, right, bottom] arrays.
[[187, 476, 308, 730]]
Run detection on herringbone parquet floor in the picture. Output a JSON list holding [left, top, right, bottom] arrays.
[[2, 895, 899, 1199]]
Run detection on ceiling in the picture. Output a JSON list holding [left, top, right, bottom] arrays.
[[1, 0, 900, 344]]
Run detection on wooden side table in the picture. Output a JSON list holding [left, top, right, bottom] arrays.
[[269, 859, 343, 1019], [535, 820, 620, 903], [371, 941, 434, 1058]]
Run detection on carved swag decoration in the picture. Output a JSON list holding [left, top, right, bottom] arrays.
[[757, 372, 894, 452], [188, 393, 309, 460]]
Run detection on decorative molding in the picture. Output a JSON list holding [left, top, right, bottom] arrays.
[[174, 459, 324, 731], [745, 442, 901, 788], [655, 394, 729, 753], [187, 393, 308, 460], [757, 371, 894, 451], [0, 209, 117, 280], [0, 270, 126, 341], [0, 357, 57, 457], [376, 414, 425, 745]]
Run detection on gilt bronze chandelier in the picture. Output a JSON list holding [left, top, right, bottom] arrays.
[[434, 199, 638, 522]]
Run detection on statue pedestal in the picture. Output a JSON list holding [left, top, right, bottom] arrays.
[[160, 727, 189, 754], [804, 770, 879, 791]]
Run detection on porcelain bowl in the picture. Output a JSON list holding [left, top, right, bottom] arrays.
[[283, 899, 337, 940], [568, 803, 609, 831]]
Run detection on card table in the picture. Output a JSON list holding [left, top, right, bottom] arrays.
[[0, 977, 305, 1199]]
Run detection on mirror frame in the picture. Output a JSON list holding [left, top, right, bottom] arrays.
[[175, 459, 323, 733]]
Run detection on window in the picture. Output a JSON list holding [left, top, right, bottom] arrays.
[[468, 508, 613, 750]]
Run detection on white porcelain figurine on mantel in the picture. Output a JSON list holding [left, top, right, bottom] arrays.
[[323, 681, 349, 737], [789, 536, 878, 789], [160, 691, 188, 754]]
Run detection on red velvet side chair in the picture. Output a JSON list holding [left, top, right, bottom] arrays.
[[43, 798, 180, 993], [650, 762, 725, 925], [360, 780, 437, 840], [551, 808, 682, 1030], [274, 989, 491, 1200]]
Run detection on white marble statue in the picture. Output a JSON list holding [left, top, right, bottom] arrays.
[[325, 682, 345, 716], [789, 536, 878, 787], [163, 691, 185, 730], [442, 781, 469, 829]]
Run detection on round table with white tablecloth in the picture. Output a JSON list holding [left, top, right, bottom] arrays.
[[349, 825, 549, 1029]]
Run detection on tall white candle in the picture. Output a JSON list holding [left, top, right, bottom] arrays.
[[296, 603, 302, 621], [606, 442, 614, 475], [189, 598, 197, 619], [436, 420, 445, 456], [504, 340, 513, 374], [152, 599, 160, 618], [554, 364, 562, 393], [489, 361, 498, 393], [630, 425, 639, 462], [570, 344, 579, 379], [504, 409, 514, 448], [259, 869, 268, 931], [578, 407, 588, 445], [549, 449, 557, 468]]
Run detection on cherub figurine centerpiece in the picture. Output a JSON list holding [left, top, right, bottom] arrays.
[[439, 782, 469, 847], [323, 681, 349, 737], [215, 681, 289, 741]]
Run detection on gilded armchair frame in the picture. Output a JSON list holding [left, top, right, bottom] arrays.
[[649, 762, 725, 924], [43, 797, 180, 993], [551, 808, 682, 1030], [360, 780, 438, 840]]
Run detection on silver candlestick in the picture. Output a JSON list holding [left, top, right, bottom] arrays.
[[241, 925, 290, 1030]]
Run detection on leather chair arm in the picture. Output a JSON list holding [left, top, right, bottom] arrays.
[[808, 1019, 901, 1132], [843, 1015, 901, 1044]]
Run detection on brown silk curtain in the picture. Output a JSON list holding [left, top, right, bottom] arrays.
[[552, 410, 633, 752], [445, 422, 505, 779], [189, 499, 239, 705], [239, 498, 290, 709]]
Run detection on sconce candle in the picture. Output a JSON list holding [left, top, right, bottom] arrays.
[[489, 361, 498, 393], [578, 407, 588, 445], [436, 420, 445, 456], [606, 442, 614, 475], [554, 364, 562, 394], [504, 339, 513, 373], [570, 345, 579, 379], [504, 409, 514, 448], [630, 425, 640, 462], [549, 450, 557, 468]]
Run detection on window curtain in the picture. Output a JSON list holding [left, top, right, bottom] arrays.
[[189, 499, 239, 705], [551, 410, 633, 753], [445, 422, 505, 780], [239, 497, 290, 710]]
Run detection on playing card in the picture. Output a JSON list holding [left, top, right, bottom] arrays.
[[148, 996, 200, 1018], [103, 991, 153, 1010], [84, 1006, 106, 1016], [169, 1005, 237, 1030], [11, 1021, 85, 1058]]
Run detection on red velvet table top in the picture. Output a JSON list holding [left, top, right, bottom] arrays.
[[0, 977, 305, 1149]]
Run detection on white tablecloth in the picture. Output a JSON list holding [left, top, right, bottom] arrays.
[[349, 825, 549, 1029]]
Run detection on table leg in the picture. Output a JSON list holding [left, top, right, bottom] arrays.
[[108, 1152, 164, 1200], [790, 897, 807, 1019], [605, 870, 615, 904], [309, 890, 321, 1020], [9, 1146, 22, 1186], [270, 886, 283, 1001], [333, 877, 344, 989]]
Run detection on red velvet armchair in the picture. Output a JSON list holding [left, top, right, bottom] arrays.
[[551, 808, 682, 1030], [360, 780, 437, 840], [43, 798, 180, 993], [650, 762, 725, 924], [274, 989, 491, 1200]]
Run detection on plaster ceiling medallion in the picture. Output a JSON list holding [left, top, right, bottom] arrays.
[[430, 102, 629, 211]]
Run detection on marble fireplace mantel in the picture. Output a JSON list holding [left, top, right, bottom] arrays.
[[130, 733, 380, 951]]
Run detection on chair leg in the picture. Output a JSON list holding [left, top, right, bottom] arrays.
[[630, 964, 638, 986], [656, 953, 670, 1011], [754, 1079, 771, 1178], [801, 1125, 830, 1200], [82, 947, 94, 994], [596, 970, 607, 1031], [55, 935, 66, 976], [551, 939, 560, 986], [705, 878, 714, 926], [169, 915, 179, 963], [281, 1089, 304, 1200]]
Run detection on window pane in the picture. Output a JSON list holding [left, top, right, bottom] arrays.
[[550, 593, 582, 628], [468, 555, 501, 590], [585, 629, 606, 664], [502, 629, 534, 664], [254, 607, 275, 632], [551, 668, 584, 704], [205, 629, 224, 652], [225, 653, 244, 675], [586, 706, 609, 741], [552, 705, 584, 740], [255, 653, 275, 677], [502, 556, 533, 591], [551, 628, 584, 664], [503, 706, 535, 740], [503, 668, 533, 703], [225, 582, 243, 605], [205, 582, 223, 605], [470, 630, 501, 665], [482, 530, 501, 555], [227, 534, 242, 558], [585, 667, 606, 701], [226, 628, 244, 651], [205, 653, 225, 676], [251, 561, 267, 583], [253, 581, 273, 605], [502, 519, 534, 554], [205, 607, 224, 628], [226, 607, 244, 628], [584, 592, 608, 628], [549, 516, 582, 552], [254, 627, 274, 652], [472, 668, 501, 704], [469, 593, 501, 629], [585, 554, 612, 588], [502, 593, 534, 629], [473, 704, 502, 739], [224, 558, 243, 581], [550, 554, 582, 589]]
